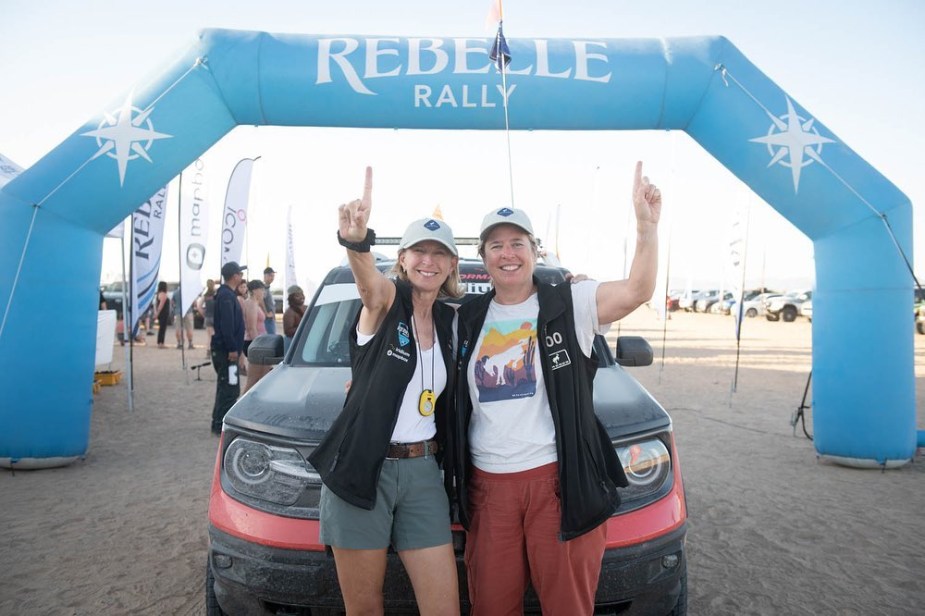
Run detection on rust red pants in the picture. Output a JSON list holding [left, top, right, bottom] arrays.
[[464, 462, 607, 615]]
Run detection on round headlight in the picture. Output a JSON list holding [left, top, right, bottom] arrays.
[[230, 441, 272, 485], [615, 437, 671, 501], [223, 437, 318, 506]]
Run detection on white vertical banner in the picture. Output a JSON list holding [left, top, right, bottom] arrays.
[[285, 204, 298, 294], [221, 157, 258, 267], [179, 158, 209, 315], [729, 200, 749, 341], [0, 152, 24, 188], [130, 186, 169, 332]]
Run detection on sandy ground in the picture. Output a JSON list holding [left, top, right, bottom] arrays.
[[3, 310, 924, 615]]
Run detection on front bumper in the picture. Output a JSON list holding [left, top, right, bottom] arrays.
[[208, 521, 686, 615]]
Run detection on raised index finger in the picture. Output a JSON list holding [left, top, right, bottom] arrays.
[[363, 166, 373, 202], [634, 161, 643, 190]]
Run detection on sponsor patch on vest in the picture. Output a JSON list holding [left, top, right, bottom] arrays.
[[387, 345, 411, 362], [549, 349, 571, 370], [396, 321, 410, 347]]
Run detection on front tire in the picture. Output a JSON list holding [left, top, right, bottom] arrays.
[[745, 308, 758, 318], [782, 306, 798, 322], [666, 561, 688, 616], [206, 559, 227, 616]]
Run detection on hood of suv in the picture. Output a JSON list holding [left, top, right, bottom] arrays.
[[592, 365, 671, 438], [223, 364, 350, 441], [224, 354, 670, 443]]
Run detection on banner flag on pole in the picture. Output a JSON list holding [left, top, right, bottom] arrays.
[[221, 157, 258, 267], [179, 158, 209, 315], [729, 202, 749, 341], [485, 0, 503, 30], [285, 205, 298, 295], [0, 152, 23, 188], [489, 22, 512, 72], [130, 186, 169, 332]]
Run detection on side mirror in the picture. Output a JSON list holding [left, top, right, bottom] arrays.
[[615, 335, 653, 367], [248, 334, 285, 366]]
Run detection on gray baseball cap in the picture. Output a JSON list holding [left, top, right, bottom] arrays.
[[399, 218, 458, 256], [479, 207, 535, 240]]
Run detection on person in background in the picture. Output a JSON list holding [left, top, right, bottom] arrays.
[[242, 279, 269, 394], [235, 280, 248, 311], [172, 287, 195, 350], [154, 281, 170, 349], [99, 289, 108, 310], [263, 267, 277, 335], [235, 279, 249, 375], [451, 162, 662, 615], [282, 284, 306, 355], [197, 279, 217, 357], [211, 262, 247, 436], [308, 167, 461, 615]]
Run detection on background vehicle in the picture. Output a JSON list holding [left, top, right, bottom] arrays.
[[735, 292, 780, 319], [677, 290, 702, 312], [100, 280, 179, 318], [206, 256, 688, 615], [693, 290, 721, 313], [666, 290, 683, 312], [800, 299, 813, 322], [915, 288, 925, 335], [765, 291, 812, 322]]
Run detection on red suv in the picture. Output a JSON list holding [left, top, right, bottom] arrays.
[[207, 259, 688, 615]]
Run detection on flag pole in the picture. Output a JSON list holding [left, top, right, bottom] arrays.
[[659, 131, 679, 382], [498, 30, 515, 208], [177, 172, 189, 380], [121, 217, 134, 412], [127, 218, 136, 411], [731, 197, 751, 393]]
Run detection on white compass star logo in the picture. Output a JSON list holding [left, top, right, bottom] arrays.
[[750, 96, 835, 194], [81, 92, 172, 186]]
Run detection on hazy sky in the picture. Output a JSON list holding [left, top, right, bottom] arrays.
[[2, 0, 923, 292]]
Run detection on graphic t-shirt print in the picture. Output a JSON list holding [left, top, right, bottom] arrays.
[[473, 318, 538, 403]]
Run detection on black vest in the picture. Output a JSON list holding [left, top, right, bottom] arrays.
[[308, 280, 455, 510], [453, 279, 628, 540]]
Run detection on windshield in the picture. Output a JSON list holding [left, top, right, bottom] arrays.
[[291, 284, 361, 366]]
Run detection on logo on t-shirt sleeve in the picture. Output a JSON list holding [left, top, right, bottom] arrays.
[[474, 319, 538, 403]]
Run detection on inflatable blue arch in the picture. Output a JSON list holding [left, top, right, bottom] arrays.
[[0, 30, 916, 468]]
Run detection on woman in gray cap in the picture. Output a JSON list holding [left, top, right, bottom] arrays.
[[309, 167, 462, 615], [451, 162, 662, 614]]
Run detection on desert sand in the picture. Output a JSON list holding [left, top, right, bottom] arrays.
[[3, 309, 924, 615]]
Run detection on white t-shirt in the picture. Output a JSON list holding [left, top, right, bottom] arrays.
[[466, 280, 610, 473], [357, 327, 444, 444]]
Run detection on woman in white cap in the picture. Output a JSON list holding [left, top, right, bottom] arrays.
[[451, 162, 662, 614], [309, 167, 462, 615]]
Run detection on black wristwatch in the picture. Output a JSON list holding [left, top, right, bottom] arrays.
[[337, 228, 376, 252]]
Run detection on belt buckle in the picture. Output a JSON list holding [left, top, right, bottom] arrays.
[[386, 442, 405, 460]]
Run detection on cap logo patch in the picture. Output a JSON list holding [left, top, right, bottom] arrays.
[[497, 208, 514, 217], [424, 219, 440, 231]]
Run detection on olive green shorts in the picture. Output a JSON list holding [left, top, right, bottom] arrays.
[[319, 456, 452, 551]]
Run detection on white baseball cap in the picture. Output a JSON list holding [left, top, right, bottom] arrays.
[[399, 218, 458, 256], [479, 207, 535, 240]]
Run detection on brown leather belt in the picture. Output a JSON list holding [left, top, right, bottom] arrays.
[[386, 439, 439, 459]]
